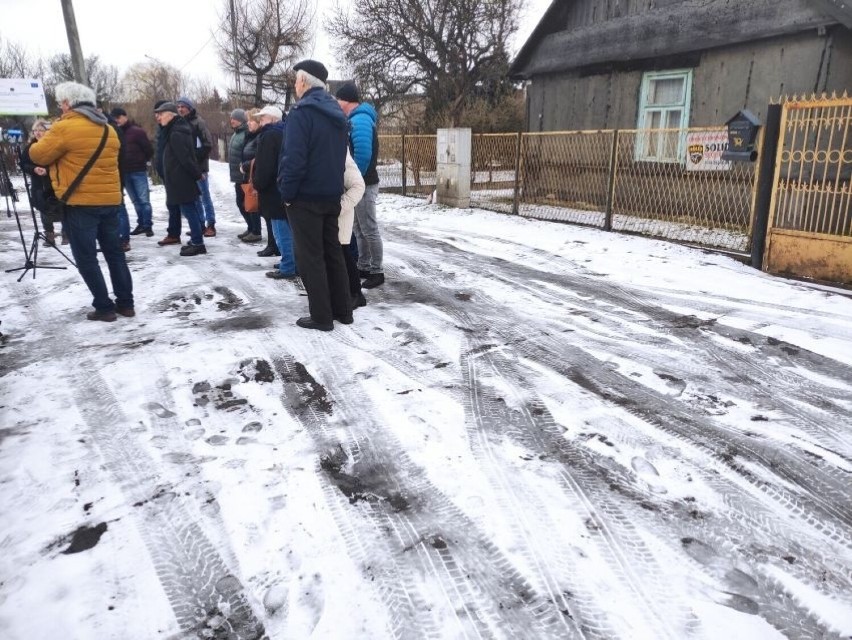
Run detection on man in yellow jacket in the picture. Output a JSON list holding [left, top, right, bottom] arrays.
[[30, 82, 134, 322]]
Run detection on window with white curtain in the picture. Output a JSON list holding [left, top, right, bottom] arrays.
[[636, 70, 692, 162]]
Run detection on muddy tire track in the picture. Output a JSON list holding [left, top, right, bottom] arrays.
[[14, 284, 266, 640], [377, 247, 851, 636], [192, 264, 574, 638], [384, 229, 852, 539]]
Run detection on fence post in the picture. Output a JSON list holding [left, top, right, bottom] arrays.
[[750, 104, 782, 270], [512, 131, 522, 215], [401, 134, 407, 197], [604, 129, 619, 231]]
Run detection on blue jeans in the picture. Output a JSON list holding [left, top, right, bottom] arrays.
[[118, 199, 130, 242], [179, 200, 205, 246], [125, 171, 152, 228], [64, 205, 134, 312], [197, 176, 216, 226], [271, 218, 297, 274], [166, 202, 182, 238]]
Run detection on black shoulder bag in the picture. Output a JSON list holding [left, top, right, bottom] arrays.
[[45, 125, 110, 222]]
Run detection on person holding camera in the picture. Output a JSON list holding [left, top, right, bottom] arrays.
[[29, 82, 134, 322], [19, 119, 66, 246]]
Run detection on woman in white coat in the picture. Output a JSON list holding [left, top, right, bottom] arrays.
[[340, 150, 366, 309]]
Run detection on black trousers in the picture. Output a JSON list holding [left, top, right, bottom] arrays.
[[342, 244, 362, 297], [287, 201, 352, 324]]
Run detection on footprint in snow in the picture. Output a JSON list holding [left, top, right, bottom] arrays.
[[142, 402, 176, 418]]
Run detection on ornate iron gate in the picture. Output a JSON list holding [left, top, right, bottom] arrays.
[[765, 93, 852, 283]]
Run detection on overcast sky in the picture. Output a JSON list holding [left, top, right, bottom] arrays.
[[0, 0, 551, 94]]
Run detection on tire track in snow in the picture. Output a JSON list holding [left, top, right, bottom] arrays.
[[375, 246, 852, 637], [385, 228, 852, 539], [394, 227, 852, 441], [191, 264, 571, 638], [15, 284, 266, 640], [385, 257, 695, 638]]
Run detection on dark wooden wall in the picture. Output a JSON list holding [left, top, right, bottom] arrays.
[[525, 28, 852, 131]]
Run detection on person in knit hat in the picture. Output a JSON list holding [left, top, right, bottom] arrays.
[[176, 96, 216, 236], [228, 108, 255, 240], [335, 81, 384, 289]]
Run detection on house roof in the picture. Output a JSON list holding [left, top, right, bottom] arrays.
[[511, 0, 852, 79]]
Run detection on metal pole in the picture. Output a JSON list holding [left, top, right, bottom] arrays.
[[604, 129, 619, 231], [750, 104, 783, 270], [401, 134, 407, 197], [512, 131, 522, 215], [230, 0, 242, 100], [60, 0, 88, 85]]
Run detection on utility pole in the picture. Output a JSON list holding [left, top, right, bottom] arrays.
[[60, 0, 88, 85], [229, 0, 242, 100]]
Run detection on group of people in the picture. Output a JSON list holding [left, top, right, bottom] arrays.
[[21, 58, 386, 331]]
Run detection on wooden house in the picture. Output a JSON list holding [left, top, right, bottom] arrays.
[[511, 0, 852, 139]]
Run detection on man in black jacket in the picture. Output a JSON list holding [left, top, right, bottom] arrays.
[[176, 96, 217, 237], [154, 102, 206, 256], [252, 105, 295, 279], [277, 59, 351, 331], [153, 100, 183, 246], [111, 107, 154, 237]]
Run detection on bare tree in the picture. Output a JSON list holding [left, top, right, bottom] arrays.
[[0, 33, 44, 78], [215, 0, 313, 107], [45, 53, 121, 106], [121, 60, 185, 102], [327, 0, 521, 128]]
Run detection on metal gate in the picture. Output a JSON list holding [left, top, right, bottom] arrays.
[[764, 93, 852, 284]]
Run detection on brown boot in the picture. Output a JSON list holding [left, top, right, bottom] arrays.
[[60, 233, 69, 245], [43, 232, 56, 247]]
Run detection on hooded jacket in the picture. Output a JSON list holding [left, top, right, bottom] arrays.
[[347, 102, 379, 186], [228, 123, 248, 183], [252, 119, 286, 219], [277, 87, 348, 204], [339, 150, 365, 243], [177, 99, 213, 173], [29, 105, 122, 206], [162, 115, 203, 206], [120, 120, 154, 173]]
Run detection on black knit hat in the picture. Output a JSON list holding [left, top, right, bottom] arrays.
[[109, 107, 127, 119], [334, 82, 360, 103], [293, 59, 328, 83]]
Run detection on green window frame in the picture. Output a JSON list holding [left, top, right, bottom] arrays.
[[636, 69, 693, 163]]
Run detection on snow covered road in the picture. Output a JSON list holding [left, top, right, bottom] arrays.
[[1, 162, 851, 639]]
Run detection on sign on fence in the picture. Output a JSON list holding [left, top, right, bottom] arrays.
[[0, 79, 48, 116], [686, 131, 731, 171]]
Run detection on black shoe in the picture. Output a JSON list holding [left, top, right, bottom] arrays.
[[87, 310, 117, 322], [296, 316, 333, 331], [266, 270, 298, 279], [130, 225, 147, 236], [334, 314, 354, 325], [351, 293, 367, 308], [144, 227, 154, 237], [358, 269, 371, 279], [180, 243, 207, 256], [362, 273, 385, 289], [257, 245, 277, 257]]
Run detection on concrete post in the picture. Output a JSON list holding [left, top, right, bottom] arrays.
[[436, 128, 471, 208]]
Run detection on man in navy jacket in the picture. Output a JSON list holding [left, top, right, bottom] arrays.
[[277, 59, 352, 331]]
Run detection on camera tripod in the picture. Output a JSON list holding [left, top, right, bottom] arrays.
[[2, 145, 75, 282]]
